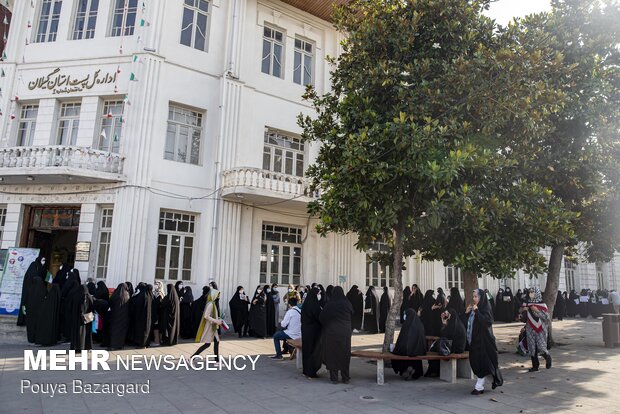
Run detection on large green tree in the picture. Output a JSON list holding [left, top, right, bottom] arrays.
[[300, 0, 573, 351]]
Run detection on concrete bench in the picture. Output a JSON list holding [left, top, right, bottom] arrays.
[[350, 350, 472, 385], [286, 338, 303, 369]]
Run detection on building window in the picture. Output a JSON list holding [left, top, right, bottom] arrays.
[[564, 259, 576, 292], [35, 0, 63, 43], [165, 105, 203, 165], [261, 26, 284, 78], [16, 104, 39, 146], [293, 38, 313, 86], [0, 207, 6, 243], [72, 0, 99, 40], [260, 224, 302, 285], [446, 265, 463, 290], [98, 101, 124, 153], [180, 0, 210, 51], [365, 241, 394, 288], [110, 0, 137, 37], [156, 211, 196, 281], [263, 128, 305, 177], [95, 207, 113, 279], [57, 103, 81, 146], [596, 263, 605, 290]]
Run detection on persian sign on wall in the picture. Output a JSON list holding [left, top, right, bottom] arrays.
[[27, 67, 118, 95], [75, 242, 91, 262], [0, 248, 40, 315]]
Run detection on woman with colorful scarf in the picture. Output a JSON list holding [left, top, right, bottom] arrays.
[[193, 286, 223, 358], [521, 287, 552, 372]]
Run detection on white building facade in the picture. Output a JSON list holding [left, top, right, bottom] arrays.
[[0, 0, 617, 315]]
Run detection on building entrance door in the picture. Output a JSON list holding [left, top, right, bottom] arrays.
[[22, 206, 81, 276]]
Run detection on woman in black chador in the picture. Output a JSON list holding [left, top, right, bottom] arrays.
[[425, 293, 446, 377], [93, 281, 109, 344], [392, 308, 426, 380], [501, 288, 515, 322], [248, 285, 267, 338], [409, 284, 424, 313], [52, 263, 70, 290], [320, 286, 353, 384], [179, 286, 195, 339], [69, 285, 94, 353], [400, 286, 411, 323], [466, 289, 503, 395], [129, 283, 153, 347], [363, 286, 380, 334], [26, 276, 47, 343], [34, 281, 61, 346], [60, 271, 81, 342], [228, 286, 250, 337], [108, 283, 130, 350], [264, 284, 276, 337], [160, 284, 180, 346], [301, 287, 322, 378], [419, 290, 436, 336], [447, 287, 465, 320], [346, 285, 364, 331], [441, 307, 467, 354], [553, 290, 566, 321], [379, 286, 391, 333], [17, 256, 47, 326]]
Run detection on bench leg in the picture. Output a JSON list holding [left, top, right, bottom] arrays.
[[457, 359, 473, 379], [440, 359, 457, 383], [377, 359, 384, 385], [296, 349, 302, 370]]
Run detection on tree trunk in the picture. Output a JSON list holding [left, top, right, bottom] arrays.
[[463, 270, 479, 306], [383, 220, 405, 353], [543, 244, 564, 347]]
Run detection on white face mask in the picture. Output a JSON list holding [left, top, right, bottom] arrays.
[[288, 288, 293, 292], [403, 313, 407, 321], [239, 290, 244, 295], [316, 294, 321, 301], [266, 288, 271, 293], [257, 289, 262, 294], [40, 259, 46, 266]]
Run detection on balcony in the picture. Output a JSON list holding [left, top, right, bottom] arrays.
[[281, 0, 349, 21], [0, 146, 126, 184], [221, 167, 317, 209]]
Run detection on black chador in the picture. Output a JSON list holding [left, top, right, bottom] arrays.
[[17, 257, 46, 326], [301, 287, 322, 378], [392, 308, 426, 380], [52, 263, 70, 290], [441, 308, 467, 354], [179, 286, 194, 339], [468, 289, 503, 389], [379, 286, 391, 333], [129, 283, 153, 347], [264, 284, 276, 337], [34, 283, 61, 346], [159, 284, 180, 346], [60, 272, 80, 341], [419, 290, 437, 336], [248, 286, 267, 338], [319, 286, 353, 382], [346, 285, 364, 331], [409, 285, 424, 312], [400, 287, 411, 323], [26, 276, 47, 343], [108, 283, 130, 350], [447, 287, 465, 319], [69, 285, 94, 353], [363, 286, 380, 334], [228, 286, 249, 337], [93, 281, 109, 344]]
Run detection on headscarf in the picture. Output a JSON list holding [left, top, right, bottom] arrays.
[[467, 289, 493, 344], [94, 281, 109, 300], [393, 308, 426, 357], [153, 281, 165, 299]]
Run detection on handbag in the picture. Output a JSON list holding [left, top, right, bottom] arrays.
[[430, 338, 453, 356], [82, 312, 94, 325]]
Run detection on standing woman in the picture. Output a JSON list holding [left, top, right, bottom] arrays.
[[69, 285, 94, 353], [447, 287, 465, 320], [108, 283, 130, 350], [409, 284, 424, 313], [180, 286, 195, 339], [400, 286, 412, 323], [160, 284, 180, 346], [26, 276, 47, 343], [264, 284, 276, 337], [553, 290, 566, 321], [248, 285, 267, 338], [379, 286, 391, 333], [301, 287, 322, 378], [151, 281, 165, 344], [363, 286, 380, 334], [271, 283, 281, 325], [228, 286, 250, 337], [466, 289, 503, 395], [346, 285, 364, 332], [131, 283, 153, 348], [18, 256, 47, 326], [521, 287, 552, 372], [35, 280, 61, 346], [193, 286, 223, 358], [419, 290, 436, 336], [319, 286, 353, 384]]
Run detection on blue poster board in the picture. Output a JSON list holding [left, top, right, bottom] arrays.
[[0, 248, 40, 315]]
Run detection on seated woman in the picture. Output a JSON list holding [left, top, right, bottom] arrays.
[[391, 308, 426, 380], [441, 307, 467, 353]]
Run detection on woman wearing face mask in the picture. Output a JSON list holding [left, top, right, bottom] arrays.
[[301, 287, 323, 378], [248, 285, 267, 338], [466, 289, 503, 395], [228, 286, 250, 338], [521, 287, 552, 372], [264, 284, 276, 337], [271, 283, 281, 326], [193, 286, 223, 359], [284, 284, 301, 305], [17, 256, 47, 326]]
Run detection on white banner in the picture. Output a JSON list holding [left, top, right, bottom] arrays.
[[0, 248, 40, 315]]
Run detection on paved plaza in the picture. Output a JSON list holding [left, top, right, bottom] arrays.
[[0, 318, 618, 414]]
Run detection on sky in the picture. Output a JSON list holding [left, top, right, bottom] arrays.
[[485, 0, 553, 25]]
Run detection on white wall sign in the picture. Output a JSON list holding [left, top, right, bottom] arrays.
[[0, 248, 40, 315]]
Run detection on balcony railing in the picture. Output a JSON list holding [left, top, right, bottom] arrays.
[[0, 146, 125, 175], [222, 167, 314, 199]]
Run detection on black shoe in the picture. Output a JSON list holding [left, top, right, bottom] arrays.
[[530, 356, 540, 372], [342, 379, 350, 384], [528, 367, 539, 372], [543, 353, 552, 369], [270, 355, 283, 360], [471, 390, 484, 395]]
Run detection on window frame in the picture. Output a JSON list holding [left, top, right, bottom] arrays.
[[445, 265, 464, 290], [34, 0, 63, 43], [261, 25, 285, 79], [262, 128, 305, 177], [56, 102, 82, 146], [260, 223, 303, 285], [564, 259, 576, 292], [179, 0, 211, 52], [109, 0, 138, 37], [16, 104, 39, 147], [164, 104, 204, 165], [95, 206, 113, 279], [0, 206, 6, 245], [72, 0, 99, 40], [97, 100, 124, 153], [365, 241, 394, 288], [155, 210, 197, 282], [293, 36, 314, 86]]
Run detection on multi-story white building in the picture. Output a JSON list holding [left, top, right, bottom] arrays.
[[0, 0, 616, 315]]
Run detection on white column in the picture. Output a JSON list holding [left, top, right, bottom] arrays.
[[75, 203, 96, 279], [32, 98, 57, 146], [76, 96, 100, 148]]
